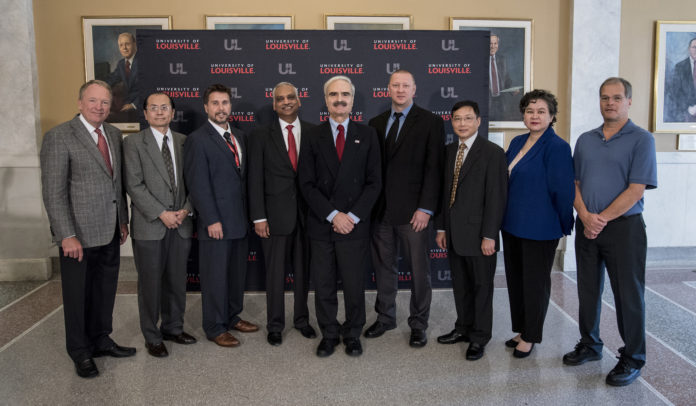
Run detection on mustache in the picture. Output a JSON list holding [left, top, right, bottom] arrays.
[[332, 101, 348, 107]]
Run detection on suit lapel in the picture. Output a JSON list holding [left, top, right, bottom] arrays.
[[143, 128, 172, 188], [388, 107, 418, 158], [172, 132, 186, 190], [509, 129, 551, 178], [207, 122, 241, 176], [70, 117, 113, 178], [457, 136, 483, 186], [318, 123, 339, 180]]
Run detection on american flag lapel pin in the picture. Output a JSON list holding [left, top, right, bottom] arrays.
[[354, 139, 360, 143]]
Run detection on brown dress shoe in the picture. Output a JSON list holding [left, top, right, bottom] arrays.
[[233, 320, 259, 333], [209, 332, 240, 347]]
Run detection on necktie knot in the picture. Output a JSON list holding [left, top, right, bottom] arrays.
[[287, 124, 294, 131], [393, 112, 403, 120]]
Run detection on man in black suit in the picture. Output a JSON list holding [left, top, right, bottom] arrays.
[[248, 82, 317, 346], [298, 76, 381, 358], [667, 38, 696, 122], [184, 84, 259, 348], [435, 100, 507, 361], [488, 34, 519, 122], [104, 32, 140, 119], [365, 70, 444, 348]]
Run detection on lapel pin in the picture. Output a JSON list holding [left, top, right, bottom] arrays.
[[354, 139, 360, 143]]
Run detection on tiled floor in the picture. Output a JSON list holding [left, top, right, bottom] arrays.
[[1, 268, 694, 405]]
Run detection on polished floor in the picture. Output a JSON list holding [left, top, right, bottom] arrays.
[[1, 267, 695, 405]]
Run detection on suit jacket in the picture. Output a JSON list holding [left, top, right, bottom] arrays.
[[491, 53, 513, 94], [105, 54, 140, 107], [248, 119, 315, 235], [368, 104, 444, 225], [667, 57, 696, 122], [184, 122, 248, 241], [436, 136, 508, 257], [40, 115, 128, 248], [123, 127, 193, 240], [298, 120, 381, 242]]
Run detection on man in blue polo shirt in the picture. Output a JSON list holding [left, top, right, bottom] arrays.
[[562, 77, 657, 386]]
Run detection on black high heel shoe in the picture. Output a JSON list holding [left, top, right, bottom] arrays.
[[505, 338, 519, 348]]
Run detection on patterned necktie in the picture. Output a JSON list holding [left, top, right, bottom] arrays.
[[94, 128, 113, 177], [385, 112, 403, 155], [490, 56, 500, 97], [161, 135, 177, 196], [449, 142, 467, 208], [125, 60, 131, 79], [287, 124, 298, 171], [223, 131, 241, 168], [336, 124, 345, 161]]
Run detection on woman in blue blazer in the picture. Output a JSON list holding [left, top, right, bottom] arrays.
[[502, 90, 574, 358]]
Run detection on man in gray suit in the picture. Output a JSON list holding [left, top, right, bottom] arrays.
[[40, 80, 134, 379], [124, 92, 196, 358]]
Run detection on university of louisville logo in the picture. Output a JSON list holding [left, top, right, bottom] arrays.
[[169, 63, 187, 75], [224, 39, 242, 51], [441, 39, 460, 51], [229, 88, 241, 99], [386, 63, 400, 74], [278, 63, 297, 75], [333, 39, 351, 51], [172, 111, 187, 123], [441, 87, 459, 98]]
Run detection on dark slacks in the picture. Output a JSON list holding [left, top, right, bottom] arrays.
[[262, 224, 310, 333], [132, 230, 191, 344], [311, 238, 368, 340], [502, 231, 559, 343], [59, 228, 120, 362], [449, 250, 497, 345], [198, 237, 248, 339], [371, 221, 432, 330], [576, 214, 647, 368]]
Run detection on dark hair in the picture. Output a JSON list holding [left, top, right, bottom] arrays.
[[519, 89, 558, 127], [599, 77, 632, 99], [142, 92, 175, 111], [203, 83, 232, 104], [450, 100, 480, 118]]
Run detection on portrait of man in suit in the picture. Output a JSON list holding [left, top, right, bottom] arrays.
[[298, 75, 382, 358], [435, 100, 507, 361], [365, 70, 444, 348], [248, 82, 317, 346], [104, 32, 140, 122], [40, 80, 135, 378], [183, 83, 259, 348], [666, 37, 696, 122], [123, 92, 197, 358], [488, 34, 521, 122]]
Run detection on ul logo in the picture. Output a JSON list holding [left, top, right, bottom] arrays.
[[224, 39, 242, 51], [333, 39, 351, 51], [230, 88, 242, 99], [441, 87, 459, 98], [437, 270, 452, 281], [172, 111, 187, 123], [169, 63, 187, 75], [386, 63, 400, 74], [278, 63, 297, 75], [441, 40, 459, 51]]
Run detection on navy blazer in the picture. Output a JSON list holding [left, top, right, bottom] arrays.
[[105, 54, 140, 107], [502, 126, 574, 240]]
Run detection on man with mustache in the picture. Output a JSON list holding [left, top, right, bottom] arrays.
[[298, 76, 381, 357]]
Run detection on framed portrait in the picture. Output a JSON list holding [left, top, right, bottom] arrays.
[[82, 16, 171, 132], [205, 15, 293, 30], [451, 18, 532, 129], [325, 14, 411, 30], [653, 21, 696, 133]]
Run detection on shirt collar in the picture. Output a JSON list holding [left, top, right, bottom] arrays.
[[391, 102, 413, 118], [458, 131, 478, 149], [208, 119, 230, 136], [150, 126, 172, 144], [78, 114, 104, 136], [329, 117, 350, 134], [279, 116, 300, 130]]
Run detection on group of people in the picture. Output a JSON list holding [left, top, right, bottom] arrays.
[[40, 71, 656, 388]]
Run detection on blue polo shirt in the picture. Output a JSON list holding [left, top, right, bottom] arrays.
[[573, 119, 657, 216]]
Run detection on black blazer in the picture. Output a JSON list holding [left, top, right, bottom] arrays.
[[298, 120, 382, 242], [184, 122, 248, 240], [668, 57, 696, 121], [368, 104, 445, 225], [436, 136, 508, 257], [248, 120, 315, 235]]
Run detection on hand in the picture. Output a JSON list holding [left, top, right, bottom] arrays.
[[584, 228, 599, 240], [688, 105, 696, 116], [481, 238, 496, 256], [331, 212, 355, 235], [119, 224, 129, 245], [580, 212, 607, 236], [435, 231, 447, 250], [120, 104, 135, 112], [175, 209, 189, 222], [207, 222, 223, 239], [159, 211, 181, 229], [61, 237, 83, 262], [410, 211, 431, 232], [254, 221, 270, 238]]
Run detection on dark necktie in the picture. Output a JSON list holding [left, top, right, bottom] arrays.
[[287, 124, 298, 171], [161, 135, 177, 196], [449, 143, 467, 207], [385, 112, 403, 155], [336, 124, 345, 161], [490, 56, 500, 96], [94, 128, 113, 177], [223, 131, 241, 168], [125, 60, 131, 79]]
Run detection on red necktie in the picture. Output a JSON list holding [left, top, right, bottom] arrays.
[[125, 60, 131, 79], [95, 128, 113, 177], [223, 131, 241, 168], [336, 124, 345, 161], [287, 124, 298, 171], [490, 56, 500, 96]]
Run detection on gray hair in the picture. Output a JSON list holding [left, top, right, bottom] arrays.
[[323, 75, 355, 97]]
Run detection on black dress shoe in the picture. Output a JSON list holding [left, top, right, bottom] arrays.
[[296, 325, 317, 339], [267, 332, 282, 346], [316, 338, 339, 357], [364, 321, 395, 339], [466, 342, 485, 360], [409, 329, 428, 348], [74, 358, 99, 378], [606, 357, 641, 386], [145, 342, 169, 358], [343, 337, 363, 356], [562, 343, 602, 366], [162, 331, 197, 345], [505, 338, 520, 348], [93, 343, 136, 358], [437, 329, 469, 344], [513, 343, 534, 358]]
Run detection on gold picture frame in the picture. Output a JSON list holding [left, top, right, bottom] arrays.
[[205, 15, 294, 30], [324, 14, 412, 30]]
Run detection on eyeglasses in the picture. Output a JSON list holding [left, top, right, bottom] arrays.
[[452, 116, 477, 123], [147, 105, 171, 112], [600, 96, 626, 103]]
